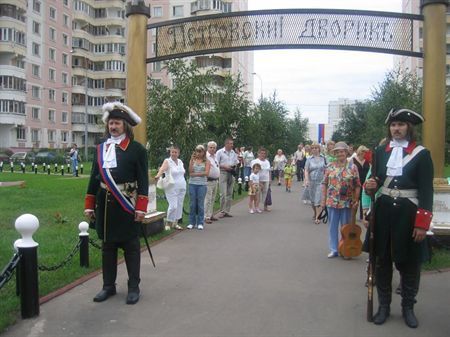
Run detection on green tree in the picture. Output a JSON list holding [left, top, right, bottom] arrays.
[[285, 108, 310, 154]]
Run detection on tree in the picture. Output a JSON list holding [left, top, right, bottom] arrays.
[[285, 108, 310, 154]]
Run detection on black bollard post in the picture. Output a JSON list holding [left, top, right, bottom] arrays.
[[10, 162, 14, 173], [54, 163, 58, 173], [47, 165, 50, 175], [15, 214, 40, 319], [0, 161, 3, 172], [42, 163, 46, 173], [238, 178, 242, 195], [21, 163, 25, 173], [31, 163, 34, 172], [75, 166, 79, 177], [67, 163, 70, 174], [61, 165, 64, 176], [79, 222, 89, 268], [80, 164, 84, 175], [34, 166, 38, 174], [245, 176, 249, 192]]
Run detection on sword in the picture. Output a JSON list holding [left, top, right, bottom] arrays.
[[141, 225, 156, 268]]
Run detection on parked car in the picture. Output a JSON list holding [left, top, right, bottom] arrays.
[[0, 151, 10, 163], [10, 152, 36, 164], [34, 151, 57, 164]]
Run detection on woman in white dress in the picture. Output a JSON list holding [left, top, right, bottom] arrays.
[[155, 146, 186, 230]]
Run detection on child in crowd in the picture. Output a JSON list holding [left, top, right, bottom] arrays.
[[248, 163, 262, 214], [283, 158, 295, 192]]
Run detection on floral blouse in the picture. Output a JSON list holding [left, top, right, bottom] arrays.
[[322, 161, 361, 209]]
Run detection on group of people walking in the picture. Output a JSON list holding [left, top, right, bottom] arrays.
[[83, 102, 434, 330]]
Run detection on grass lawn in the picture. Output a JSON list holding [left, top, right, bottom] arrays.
[[0, 169, 246, 332]]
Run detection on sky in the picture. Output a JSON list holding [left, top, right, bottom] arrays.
[[248, 0, 404, 123]]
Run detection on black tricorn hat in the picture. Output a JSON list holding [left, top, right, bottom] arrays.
[[102, 102, 141, 126], [384, 108, 424, 125]]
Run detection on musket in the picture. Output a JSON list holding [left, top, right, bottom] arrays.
[[367, 147, 377, 322]]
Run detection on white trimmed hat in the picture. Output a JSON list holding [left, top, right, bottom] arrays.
[[102, 102, 141, 126], [384, 108, 424, 125]]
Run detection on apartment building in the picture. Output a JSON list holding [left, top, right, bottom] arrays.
[[327, 98, 356, 139], [397, 0, 450, 87], [0, 0, 252, 152], [147, 0, 253, 97]]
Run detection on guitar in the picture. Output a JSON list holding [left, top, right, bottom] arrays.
[[338, 206, 362, 258]]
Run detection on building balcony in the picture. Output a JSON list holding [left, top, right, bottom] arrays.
[[0, 112, 25, 126], [0, 41, 26, 57], [0, 0, 27, 10], [71, 123, 103, 134], [0, 65, 25, 78]]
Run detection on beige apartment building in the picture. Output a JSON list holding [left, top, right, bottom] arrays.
[[0, 0, 253, 153], [397, 0, 450, 87]]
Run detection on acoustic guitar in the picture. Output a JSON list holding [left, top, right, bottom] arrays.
[[338, 206, 362, 258]]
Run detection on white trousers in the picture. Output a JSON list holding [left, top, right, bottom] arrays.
[[165, 187, 186, 222]]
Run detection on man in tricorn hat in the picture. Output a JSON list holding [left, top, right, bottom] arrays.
[[84, 102, 148, 304], [365, 108, 434, 328]]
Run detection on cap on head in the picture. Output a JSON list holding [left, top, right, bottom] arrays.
[[102, 102, 141, 126], [384, 108, 424, 125]]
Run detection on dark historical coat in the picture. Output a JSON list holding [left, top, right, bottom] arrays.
[[85, 138, 148, 242], [372, 141, 433, 263]]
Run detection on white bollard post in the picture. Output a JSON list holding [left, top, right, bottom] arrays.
[[78, 221, 89, 268]]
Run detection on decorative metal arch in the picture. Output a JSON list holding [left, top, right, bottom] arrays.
[[147, 8, 423, 63]]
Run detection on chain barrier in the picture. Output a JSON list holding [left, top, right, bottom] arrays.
[[430, 235, 450, 251], [38, 240, 81, 272], [88, 238, 102, 250], [0, 253, 21, 291]]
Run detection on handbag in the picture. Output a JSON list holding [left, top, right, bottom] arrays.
[[157, 168, 174, 190], [265, 185, 272, 206]]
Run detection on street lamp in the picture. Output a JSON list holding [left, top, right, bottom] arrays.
[[251, 72, 263, 99]]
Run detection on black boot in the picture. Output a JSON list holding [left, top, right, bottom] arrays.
[[126, 287, 140, 305], [373, 306, 390, 325], [93, 286, 116, 302], [402, 307, 418, 328]]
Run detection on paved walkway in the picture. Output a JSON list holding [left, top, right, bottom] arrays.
[[3, 181, 450, 337]]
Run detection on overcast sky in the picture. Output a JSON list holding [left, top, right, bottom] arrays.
[[248, 0, 404, 123]]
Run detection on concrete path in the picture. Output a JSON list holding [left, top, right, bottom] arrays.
[[3, 180, 450, 337]]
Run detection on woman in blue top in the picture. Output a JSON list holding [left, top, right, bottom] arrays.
[[187, 145, 211, 230]]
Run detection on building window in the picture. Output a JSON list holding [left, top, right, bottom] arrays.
[[32, 64, 40, 78], [61, 131, 68, 142], [63, 14, 69, 27], [32, 107, 40, 119], [31, 86, 40, 99], [49, 27, 56, 41], [33, 0, 41, 13], [153, 6, 162, 17], [49, 89, 55, 101], [48, 130, 55, 142], [32, 42, 40, 56], [62, 72, 68, 84], [33, 21, 40, 35], [172, 5, 183, 17], [49, 48, 55, 62], [31, 129, 40, 142], [49, 7, 56, 20], [62, 111, 68, 123], [49, 68, 56, 81], [63, 0, 69, 6], [62, 53, 68, 65], [152, 61, 162, 72], [62, 33, 68, 46], [48, 109, 55, 122], [62, 92, 68, 104], [17, 127, 26, 141]]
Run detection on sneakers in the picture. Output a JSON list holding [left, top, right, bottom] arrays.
[[327, 252, 338, 258], [186, 224, 194, 229], [197, 224, 204, 230], [255, 208, 262, 213], [249, 209, 255, 214]]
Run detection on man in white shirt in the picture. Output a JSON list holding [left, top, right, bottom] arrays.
[[293, 143, 305, 181], [216, 138, 239, 217], [204, 141, 220, 224]]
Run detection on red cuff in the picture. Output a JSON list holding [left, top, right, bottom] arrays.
[[135, 195, 149, 213], [414, 208, 433, 231], [84, 194, 95, 210]]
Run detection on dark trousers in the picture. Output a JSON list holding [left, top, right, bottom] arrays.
[[296, 161, 304, 181], [376, 253, 421, 308], [102, 237, 141, 290]]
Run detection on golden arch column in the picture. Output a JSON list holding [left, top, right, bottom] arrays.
[[421, 0, 448, 178], [125, 1, 150, 146]]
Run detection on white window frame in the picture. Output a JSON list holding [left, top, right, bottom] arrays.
[[31, 107, 40, 119], [153, 6, 163, 17], [48, 109, 55, 122]]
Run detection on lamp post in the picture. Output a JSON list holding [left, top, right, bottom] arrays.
[[252, 72, 263, 99], [83, 60, 88, 163]]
